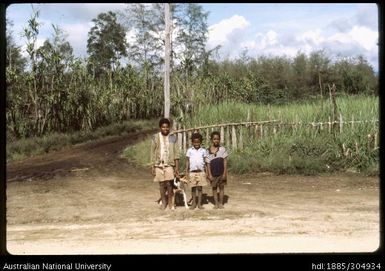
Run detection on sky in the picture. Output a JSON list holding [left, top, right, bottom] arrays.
[[6, 3, 379, 71]]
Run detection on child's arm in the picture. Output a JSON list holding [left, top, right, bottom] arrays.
[[222, 157, 228, 180], [150, 135, 156, 176], [173, 136, 180, 177], [206, 162, 212, 180], [204, 150, 211, 180]]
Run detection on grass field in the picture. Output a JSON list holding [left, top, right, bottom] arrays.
[[124, 95, 379, 175]]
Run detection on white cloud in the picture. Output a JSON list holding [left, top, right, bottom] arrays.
[[8, 3, 379, 71], [61, 22, 93, 57], [349, 26, 377, 51], [125, 28, 137, 45], [206, 5, 378, 71], [241, 31, 300, 59], [327, 17, 353, 33], [20, 37, 46, 59], [327, 26, 377, 52], [297, 29, 324, 45], [208, 15, 250, 47], [354, 4, 378, 30], [240, 31, 277, 50]]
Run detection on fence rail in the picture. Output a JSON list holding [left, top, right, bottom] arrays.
[[172, 118, 379, 152]]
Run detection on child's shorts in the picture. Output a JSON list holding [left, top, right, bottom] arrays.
[[154, 166, 174, 182], [188, 172, 208, 187], [210, 176, 227, 187]]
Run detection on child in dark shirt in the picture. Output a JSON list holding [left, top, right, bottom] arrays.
[[205, 131, 228, 209]]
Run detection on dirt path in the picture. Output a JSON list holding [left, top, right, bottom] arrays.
[[6, 130, 380, 254]]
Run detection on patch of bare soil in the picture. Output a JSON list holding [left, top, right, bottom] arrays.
[[6, 130, 380, 254]]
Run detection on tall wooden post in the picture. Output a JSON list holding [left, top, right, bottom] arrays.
[[164, 3, 171, 118]]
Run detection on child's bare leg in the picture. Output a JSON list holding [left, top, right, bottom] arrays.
[[159, 182, 167, 210], [166, 180, 174, 209], [212, 186, 219, 209], [190, 187, 197, 210], [197, 186, 204, 209], [219, 184, 225, 209]]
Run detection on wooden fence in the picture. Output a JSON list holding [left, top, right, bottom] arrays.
[[172, 117, 379, 153]]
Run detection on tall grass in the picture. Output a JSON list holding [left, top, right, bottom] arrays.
[[124, 95, 378, 175], [185, 95, 378, 126]]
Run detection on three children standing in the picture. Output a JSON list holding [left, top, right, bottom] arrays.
[[151, 118, 228, 210]]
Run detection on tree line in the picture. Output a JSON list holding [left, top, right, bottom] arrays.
[[6, 3, 378, 140]]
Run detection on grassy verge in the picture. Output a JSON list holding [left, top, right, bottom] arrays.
[[7, 119, 157, 163]]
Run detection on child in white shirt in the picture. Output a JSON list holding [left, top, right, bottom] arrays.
[[185, 132, 208, 209]]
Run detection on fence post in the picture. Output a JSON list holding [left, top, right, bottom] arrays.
[[183, 128, 187, 153], [188, 131, 192, 145], [260, 124, 263, 139], [206, 128, 210, 146], [220, 126, 224, 145], [226, 126, 231, 148], [351, 115, 354, 132], [176, 123, 182, 151], [328, 116, 331, 134], [232, 125, 237, 150], [374, 132, 378, 150], [367, 134, 372, 152], [339, 113, 343, 134], [239, 125, 243, 150]]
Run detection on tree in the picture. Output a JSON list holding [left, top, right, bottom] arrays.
[[121, 4, 164, 76], [291, 52, 308, 99], [6, 19, 27, 74], [172, 3, 209, 114], [87, 11, 127, 77], [6, 19, 27, 139], [174, 3, 209, 80], [35, 24, 74, 133], [120, 4, 165, 118], [307, 50, 330, 96], [23, 7, 41, 136], [164, 3, 171, 118]]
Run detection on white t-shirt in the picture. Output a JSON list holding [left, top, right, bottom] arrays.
[[186, 147, 207, 172]]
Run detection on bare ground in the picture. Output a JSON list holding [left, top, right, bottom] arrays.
[[6, 130, 380, 254]]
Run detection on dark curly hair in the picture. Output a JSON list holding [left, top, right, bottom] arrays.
[[210, 131, 221, 139], [191, 132, 203, 142], [159, 118, 171, 127]]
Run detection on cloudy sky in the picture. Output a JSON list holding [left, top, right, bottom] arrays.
[[6, 3, 379, 71]]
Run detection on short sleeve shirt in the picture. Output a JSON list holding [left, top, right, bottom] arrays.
[[186, 147, 207, 172], [205, 146, 228, 176]]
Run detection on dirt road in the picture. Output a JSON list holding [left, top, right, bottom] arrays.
[[6, 130, 379, 254]]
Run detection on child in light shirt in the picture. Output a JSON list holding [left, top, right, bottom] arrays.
[[185, 132, 208, 210]]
